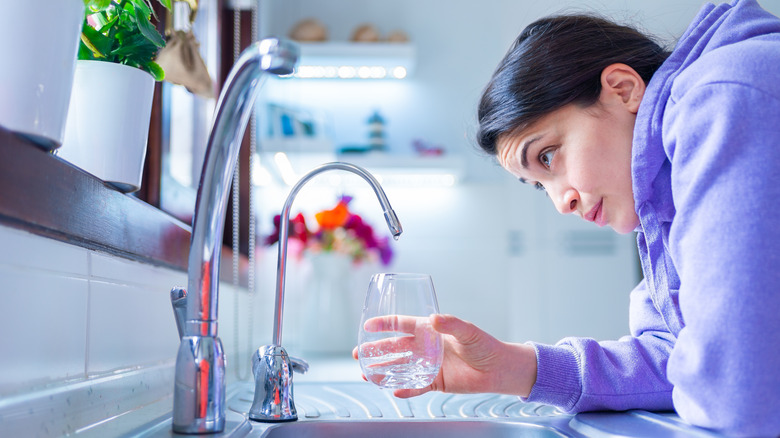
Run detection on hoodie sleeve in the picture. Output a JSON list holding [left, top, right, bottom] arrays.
[[523, 279, 675, 412], [663, 66, 780, 436]]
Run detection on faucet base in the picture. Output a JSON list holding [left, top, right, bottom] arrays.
[[172, 336, 226, 434], [248, 345, 298, 422], [172, 417, 226, 435]]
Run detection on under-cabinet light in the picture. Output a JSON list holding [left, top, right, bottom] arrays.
[[294, 65, 405, 79], [259, 152, 463, 188], [337, 66, 356, 79], [285, 42, 415, 80]]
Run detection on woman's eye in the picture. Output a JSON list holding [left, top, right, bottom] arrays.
[[534, 182, 546, 192], [539, 149, 556, 169]]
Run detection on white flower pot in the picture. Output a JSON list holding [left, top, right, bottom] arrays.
[[59, 61, 156, 193], [0, 0, 84, 149]]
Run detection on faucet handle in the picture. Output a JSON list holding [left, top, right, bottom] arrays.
[[170, 287, 187, 340], [289, 355, 309, 374]]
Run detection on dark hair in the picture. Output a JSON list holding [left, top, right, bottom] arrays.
[[476, 14, 670, 155]]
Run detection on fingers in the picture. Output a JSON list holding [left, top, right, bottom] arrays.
[[431, 314, 481, 343], [357, 336, 417, 358], [352, 346, 359, 360], [393, 386, 433, 399], [363, 315, 426, 334]]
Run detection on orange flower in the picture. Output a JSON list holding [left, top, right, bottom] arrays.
[[314, 200, 350, 229]]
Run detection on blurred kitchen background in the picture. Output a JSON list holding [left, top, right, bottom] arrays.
[[7, 3, 780, 433], [160, 0, 780, 359]]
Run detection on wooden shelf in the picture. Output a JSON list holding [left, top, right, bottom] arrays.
[[0, 125, 191, 271]]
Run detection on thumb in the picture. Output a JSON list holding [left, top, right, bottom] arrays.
[[431, 314, 480, 343]]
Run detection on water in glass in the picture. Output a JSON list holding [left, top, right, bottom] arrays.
[[357, 273, 444, 389]]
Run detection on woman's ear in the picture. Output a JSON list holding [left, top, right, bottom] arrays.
[[600, 63, 645, 114]]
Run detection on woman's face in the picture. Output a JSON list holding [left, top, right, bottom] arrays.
[[496, 101, 639, 234]]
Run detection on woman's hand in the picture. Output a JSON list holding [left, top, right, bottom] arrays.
[[353, 314, 538, 398]]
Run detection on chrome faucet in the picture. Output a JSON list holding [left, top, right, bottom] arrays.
[[248, 162, 403, 422], [168, 38, 298, 434]]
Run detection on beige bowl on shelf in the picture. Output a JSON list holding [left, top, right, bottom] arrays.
[[290, 18, 328, 42], [386, 30, 410, 43], [351, 24, 381, 42]]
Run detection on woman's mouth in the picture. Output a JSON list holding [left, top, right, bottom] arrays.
[[584, 199, 606, 227]]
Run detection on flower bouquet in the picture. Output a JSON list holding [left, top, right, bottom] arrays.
[[265, 196, 394, 266]]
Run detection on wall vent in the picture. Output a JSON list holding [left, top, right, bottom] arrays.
[[507, 230, 525, 257]]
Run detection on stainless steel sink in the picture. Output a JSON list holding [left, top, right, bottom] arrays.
[[222, 381, 728, 438], [122, 380, 730, 437], [259, 420, 567, 438], [2, 356, 734, 437], [227, 381, 568, 421]]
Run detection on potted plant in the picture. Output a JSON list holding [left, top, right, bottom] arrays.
[[0, 1, 84, 150], [58, 0, 172, 193]]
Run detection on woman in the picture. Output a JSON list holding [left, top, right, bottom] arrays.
[[356, 0, 780, 436]]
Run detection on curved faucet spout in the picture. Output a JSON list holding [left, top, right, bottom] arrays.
[[172, 38, 298, 435], [249, 162, 403, 423], [186, 38, 298, 338], [273, 162, 403, 346]]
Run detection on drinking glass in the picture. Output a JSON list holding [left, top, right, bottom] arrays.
[[357, 273, 444, 389]]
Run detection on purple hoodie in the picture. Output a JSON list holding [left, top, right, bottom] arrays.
[[523, 1, 780, 436]]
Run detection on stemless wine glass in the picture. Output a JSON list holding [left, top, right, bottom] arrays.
[[357, 273, 444, 389]]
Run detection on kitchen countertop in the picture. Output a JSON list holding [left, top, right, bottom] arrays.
[[0, 356, 733, 437]]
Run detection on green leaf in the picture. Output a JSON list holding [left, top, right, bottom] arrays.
[[135, 10, 165, 48], [156, 0, 172, 11], [84, 0, 112, 12], [95, 14, 118, 34], [146, 61, 165, 81], [77, 41, 97, 60], [88, 10, 108, 29], [110, 33, 156, 61], [79, 23, 114, 59], [128, 0, 151, 18]]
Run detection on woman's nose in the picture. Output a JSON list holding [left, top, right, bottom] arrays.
[[553, 189, 578, 215]]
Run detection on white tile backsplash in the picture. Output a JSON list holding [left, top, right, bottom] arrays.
[[87, 279, 180, 375], [0, 265, 88, 393], [0, 225, 192, 395], [90, 250, 187, 288], [0, 226, 88, 277]]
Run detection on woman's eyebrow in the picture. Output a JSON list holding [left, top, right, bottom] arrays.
[[521, 135, 543, 168]]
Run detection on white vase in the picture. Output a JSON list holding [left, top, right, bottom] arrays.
[[58, 61, 156, 193], [0, 0, 84, 149], [298, 252, 359, 355]]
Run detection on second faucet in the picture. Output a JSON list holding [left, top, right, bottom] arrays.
[[249, 162, 403, 422]]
